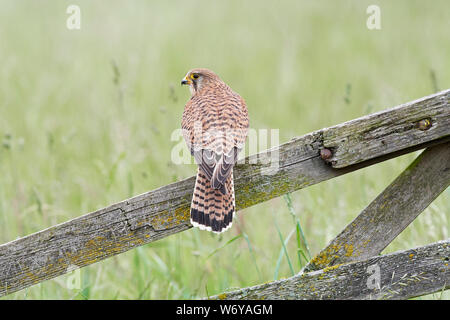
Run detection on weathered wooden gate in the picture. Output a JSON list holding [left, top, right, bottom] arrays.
[[1, 90, 449, 299]]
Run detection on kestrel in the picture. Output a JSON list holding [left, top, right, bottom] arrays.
[[181, 68, 249, 233]]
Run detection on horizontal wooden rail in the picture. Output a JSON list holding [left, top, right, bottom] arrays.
[[0, 90, 449, 297], [323, 89, 449, 168], [210, 240, 450, 300]]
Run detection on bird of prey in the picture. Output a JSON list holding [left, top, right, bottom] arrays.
[[181, 68, 249, 233]]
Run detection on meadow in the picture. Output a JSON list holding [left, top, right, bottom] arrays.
[[0, 0, 448, 299]]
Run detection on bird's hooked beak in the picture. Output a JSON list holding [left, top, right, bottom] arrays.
[[181, 76, 191, 85]]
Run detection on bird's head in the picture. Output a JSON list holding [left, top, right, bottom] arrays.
[[181, 68, 221, 96]]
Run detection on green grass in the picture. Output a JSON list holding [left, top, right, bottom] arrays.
[[0, 0, 449, 299]]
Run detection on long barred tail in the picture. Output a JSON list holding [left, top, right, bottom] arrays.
[[190, 168, 235, 233]]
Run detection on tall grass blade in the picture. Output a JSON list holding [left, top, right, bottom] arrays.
[[274, 227, 295, 280], [284, 193, 312, 263], [206, 233, 242, 259], [274, 220, 295, 277], [242, 232, 262, 282]]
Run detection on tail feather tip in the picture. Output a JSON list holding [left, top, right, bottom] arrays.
[[190, 211, 233, 233]]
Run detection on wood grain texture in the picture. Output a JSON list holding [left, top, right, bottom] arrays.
[[0, 132, 329, 297], [0, 91, 449, 297], [211, 240, 450, 300], [304, 142, 450, 272], [323, 89, 450, 168]]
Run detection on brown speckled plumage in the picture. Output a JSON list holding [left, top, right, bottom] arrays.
[[181, 68, 249, 233]]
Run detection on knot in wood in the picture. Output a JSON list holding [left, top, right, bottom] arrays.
[[417, 119, 432, 131], [320, 148, 332, 160]]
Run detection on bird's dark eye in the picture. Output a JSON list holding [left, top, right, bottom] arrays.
[[191, 73, 199, 79]]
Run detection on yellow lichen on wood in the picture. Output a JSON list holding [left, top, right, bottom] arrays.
[[322, 264, 342, 273], [362, 239, 371, 247], [344, 244, 354, 257], [310, 243, 342, 268], [217, 293, 227, 300]]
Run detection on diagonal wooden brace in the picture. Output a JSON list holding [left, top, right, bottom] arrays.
[[304, 142, 450, 273]]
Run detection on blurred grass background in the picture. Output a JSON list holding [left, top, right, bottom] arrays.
[[0, 0, 448, 299]]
